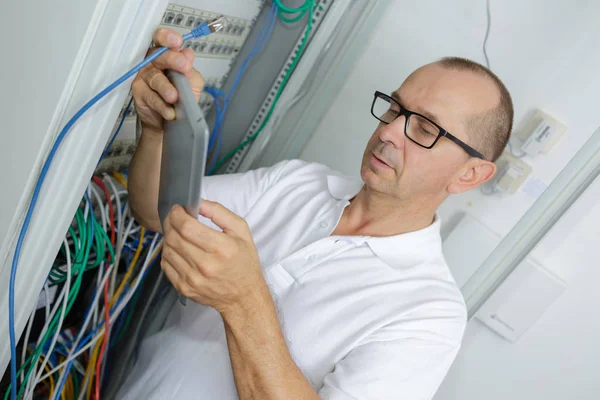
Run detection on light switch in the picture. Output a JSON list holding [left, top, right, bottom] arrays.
[[475, 258, 566, 342]]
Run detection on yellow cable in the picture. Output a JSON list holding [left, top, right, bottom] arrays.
[[40, 355, 56, 399], [66, 371, 74, 400], [111, 171, 128, 189], [84, 340, 102, 400], [109, 227, 146, 308], [56, 355, 68, 400]]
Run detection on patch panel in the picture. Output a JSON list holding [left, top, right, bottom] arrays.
[[159, 4, 252, 60], [96, 139, 137, 173], [98, 2, 259, 176]]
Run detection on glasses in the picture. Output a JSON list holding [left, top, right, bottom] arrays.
[[371, 91, 486, 160]]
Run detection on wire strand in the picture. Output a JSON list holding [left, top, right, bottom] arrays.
[[483, 0, 491, 69]]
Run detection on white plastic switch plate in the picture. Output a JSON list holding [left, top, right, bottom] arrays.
[[475, 258, 566, 342], [518, 109, 567, 156]]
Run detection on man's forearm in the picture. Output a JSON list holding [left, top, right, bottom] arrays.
[[222, 283, 320, 400], [128, 125, 163, 232]]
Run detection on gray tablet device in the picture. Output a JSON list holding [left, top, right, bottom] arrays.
[[158, 70, 210, 305]]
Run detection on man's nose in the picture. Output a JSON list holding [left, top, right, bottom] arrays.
[[378, 116, 406, 149]]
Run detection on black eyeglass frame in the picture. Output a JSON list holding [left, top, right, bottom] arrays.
[[371, 91, 487, 160]]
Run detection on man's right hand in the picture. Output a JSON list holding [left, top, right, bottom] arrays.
[[132, 28, 205, 135]]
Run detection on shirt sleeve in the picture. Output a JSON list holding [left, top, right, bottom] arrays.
[[197, 160, 289, 230], [318, 309, 466, 400]]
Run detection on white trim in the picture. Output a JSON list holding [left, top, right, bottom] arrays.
[[464, 126, 600, 318], [0, 0, 168, 373]]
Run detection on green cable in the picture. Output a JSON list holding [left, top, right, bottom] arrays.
[[72, 369, 80, 397], [275, 0, 311, 13], [211, 1, 315, 173], [113, 287, 143, 345], [277, 10, 307, 23], [6, 197, 96, 400], [48, 206, 114, 284]]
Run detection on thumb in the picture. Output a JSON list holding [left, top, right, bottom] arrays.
[[199, 200, 248, 236]]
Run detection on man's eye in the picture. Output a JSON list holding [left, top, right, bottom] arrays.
[[420, 127, 436, 136], [389, 104, 400, 113]]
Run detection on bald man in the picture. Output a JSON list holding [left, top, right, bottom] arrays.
[[121, 28, 513, 400]]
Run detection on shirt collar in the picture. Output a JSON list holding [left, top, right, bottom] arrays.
[[367, 217, 442, 268], [326, 173, 443, 268], [326, 174, 364, 200]]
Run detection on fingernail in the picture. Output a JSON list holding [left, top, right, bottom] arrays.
[[165, 108, 175, 119], [177, 57, 187, 69], [168, 33, 180, 46], [166, 89, 177, 100]]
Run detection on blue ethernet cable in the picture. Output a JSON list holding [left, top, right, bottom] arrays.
[[8, 18, 225, 400], [207, 3, 277, 174], [99, 97, 134, 163]]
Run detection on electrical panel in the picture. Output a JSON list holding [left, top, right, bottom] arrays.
[[97, 1, 263, 174]]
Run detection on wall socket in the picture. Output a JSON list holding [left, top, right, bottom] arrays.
[[489, 151, 533, 195]]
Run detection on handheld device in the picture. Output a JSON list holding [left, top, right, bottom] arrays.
[[158, 70, 210, 305]]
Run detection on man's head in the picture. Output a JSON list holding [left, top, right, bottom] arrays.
[[360, 57, 513, 204]]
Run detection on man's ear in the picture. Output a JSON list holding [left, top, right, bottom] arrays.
[[447, 159, 496, 194]]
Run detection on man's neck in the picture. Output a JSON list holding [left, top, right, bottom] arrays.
[[332, 186, 440, 237]]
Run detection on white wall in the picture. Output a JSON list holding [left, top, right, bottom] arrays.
[[0, 0, 100, 267], [299, 0, 600, 398], [435, 176, 600, 399], [300, 0, 600, 243]]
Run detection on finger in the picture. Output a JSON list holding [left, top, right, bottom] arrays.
[[151, 49, 193, 75], [160, 258, 183, 290], [185, 67, 205, 102], [141, 68, 178, 104], [152, 28, 183, 50], [133, 78, 175, 120], [181, 48, 195, 62], [168, 205, 225, 252], [163, 226, 214, 276], [199, 200, 249, 236], [162, 240, 195, 281]]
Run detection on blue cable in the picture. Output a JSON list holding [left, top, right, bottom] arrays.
[[204, 88, 224, 169], [223, 3, 277, 113], [8, 22, 215, 400], [99, 97, 134, 163], [206, 4, 277, 175]]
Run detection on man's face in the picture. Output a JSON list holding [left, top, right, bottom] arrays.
[[360, 63, 499, 201]]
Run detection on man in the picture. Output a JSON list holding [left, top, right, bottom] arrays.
[[119, 27, 513, 400]]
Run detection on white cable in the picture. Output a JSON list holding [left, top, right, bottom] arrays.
[[106, 176, 126, 297], [22, 277, 68, 398], [103, 191, 127, 229], [111, 210, 135, 296], [104, 175, 123, 234], [77, 374, 91, 400], [52, 261, 115, 400], [24, 237, 72, 400], [44, 283, 51, 322], [89, 183, 108, 231], [39, 239, 163, 382], [19, 303, 37, 385], [90, 184, 111, 332]]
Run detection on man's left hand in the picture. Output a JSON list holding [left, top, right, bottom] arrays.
[[161, 201, 266, 314]]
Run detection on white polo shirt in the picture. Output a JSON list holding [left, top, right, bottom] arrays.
[[117, 159, 466, 400]]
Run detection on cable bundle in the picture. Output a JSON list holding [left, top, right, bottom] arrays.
[[206, 0, 317, 174], [4, 171, 162, 400]]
